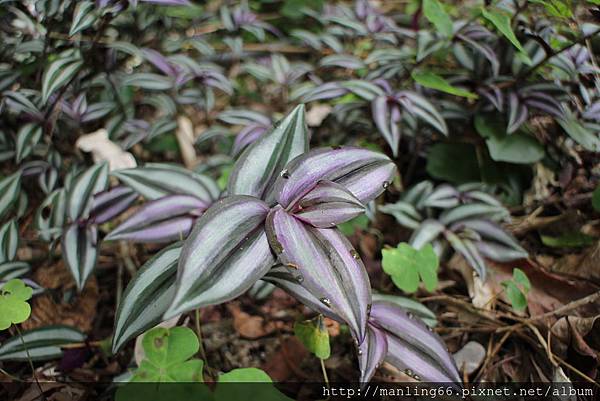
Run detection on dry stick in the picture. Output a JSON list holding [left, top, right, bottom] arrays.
[[496, 290, 600, 334]]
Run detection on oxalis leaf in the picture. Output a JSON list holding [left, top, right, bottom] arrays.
[[112, 243, 181, 353], [0, 279, 32, 330], [228, 105, 309, 204], [132, 326, 203, 382], [381, 243, 439, 293], [294, 315, 330, 359], [265, 206, 371, 343], [164, 196, 274, 319]]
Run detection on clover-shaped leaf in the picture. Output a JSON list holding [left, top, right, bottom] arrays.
[[0, 279, 33, 330], [382, 243, 439, 293], [132, 326, 204, 382]]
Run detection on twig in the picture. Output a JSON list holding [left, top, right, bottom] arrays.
[[14, 324, 46, 401], [195, 309, 208, 364]]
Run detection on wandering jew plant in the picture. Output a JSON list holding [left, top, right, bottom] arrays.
[[110, 105, 461, 384], [380, 181, 528, 281]]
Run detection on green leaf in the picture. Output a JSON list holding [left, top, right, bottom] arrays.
[[426, 143, 480, 184], [503, 281, 527, 311], [593, 185, 600, 212], [423, 0, 453, 37], [381, 243, 439, 293], [412, 71, 477, 99], [215, 368, 292, 401], [475, 114, 544, 164], [132, 326, 203, 382], [540, 232, 595, 248], [0, 279, 33, 330], [282, 0, 323, 19], [219, 368, 273, 383], [294, 315, 330, 359], [338, 214, 369, 236], [512, 268, 531, 294], [482, 8, 531, 64], [557, 117, 600, 152]]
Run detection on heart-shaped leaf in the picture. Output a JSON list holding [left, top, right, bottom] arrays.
[[0, 279, 33, 330]]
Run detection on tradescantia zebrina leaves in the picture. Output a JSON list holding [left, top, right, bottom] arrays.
[[107, 105, 458, 388], [359, 301, 461, 385], [112, 243, 181, 353], [265, 206, 371, 342], [227, 104, 308, 204], [164, 196, 274, 319]]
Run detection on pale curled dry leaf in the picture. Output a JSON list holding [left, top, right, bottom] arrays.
[[76, 129, 137, 171], [176, 116, 198, 168]]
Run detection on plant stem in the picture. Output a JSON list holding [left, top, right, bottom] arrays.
[[14, 324, 46, 401], [194, 309, 208, 364], [320, 358, 329, 389]]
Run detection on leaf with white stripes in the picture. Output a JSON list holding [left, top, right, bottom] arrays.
[[41, 51, 82, 104], [15, 123, 42, 163]]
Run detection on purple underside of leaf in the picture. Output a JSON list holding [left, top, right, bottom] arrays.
[[274, 146, 396, 209], [88, 186, 138, 225], [358, 323, 388, 384], [369, 301, 461, 384], [265, 206, 371, 343], [232, 125, 268, 156], [372, 96, 401, 156], [105, 194, 209, 243], [290, 180, 365, 228], [164, 195, 274, 319]]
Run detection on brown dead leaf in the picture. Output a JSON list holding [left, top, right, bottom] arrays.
[[261, 336, 308, 382], [551, 316, 600, 378], [22, 262, 98, 333], [552, 241, 600, 281], [227, 303, 277, 339]]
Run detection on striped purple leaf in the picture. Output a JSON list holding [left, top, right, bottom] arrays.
[[105, 195, 209, 243], [265, 206, 371, 343], [274, 146, 396, 209]]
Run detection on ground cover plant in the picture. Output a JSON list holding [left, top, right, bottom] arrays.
[[1, 0, 600, 400]]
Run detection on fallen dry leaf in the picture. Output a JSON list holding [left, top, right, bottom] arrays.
[[176, 116, 197, 168], [228, 302, 277, 339], [22, 262, 98, 333], [261, 336, 308, 382], [76, 129, 136, 171]]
